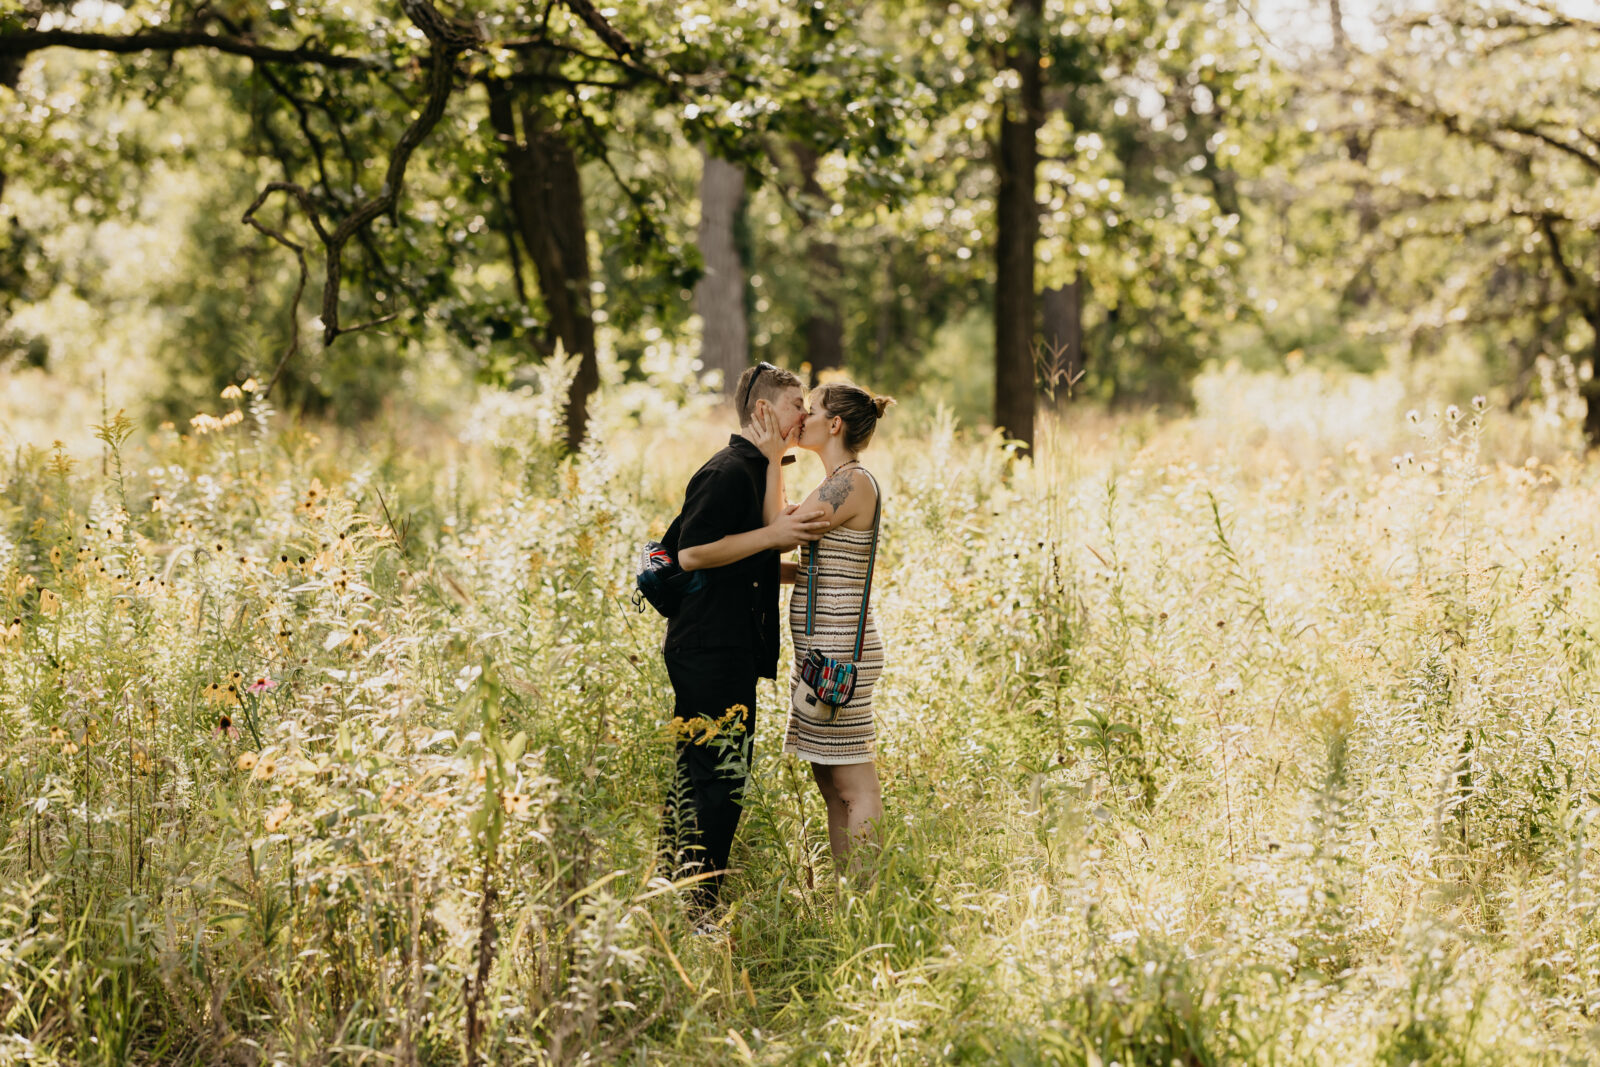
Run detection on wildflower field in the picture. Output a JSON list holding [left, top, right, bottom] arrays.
[[2, 371, 1599, 1066]]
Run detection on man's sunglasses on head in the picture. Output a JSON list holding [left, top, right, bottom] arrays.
[[740, 361, 778, 412]]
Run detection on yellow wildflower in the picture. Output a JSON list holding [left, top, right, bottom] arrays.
[[237, 752, 259, 771], [38, 589, 59, 616], [500, 791, 533, 816], [221, 384, 244, 400], [253, 756, 276, 781], [264, 800, 293, 832]]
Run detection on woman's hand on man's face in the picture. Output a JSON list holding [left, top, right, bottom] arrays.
[[751, 405, 789, 462]]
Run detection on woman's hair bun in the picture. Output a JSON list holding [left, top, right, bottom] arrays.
[[871, 395, 896, 418]]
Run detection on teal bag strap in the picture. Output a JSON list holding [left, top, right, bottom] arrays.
[[804, 538, 818, 637], [853, 470, 882, 661], [802, 468, 883, 660]]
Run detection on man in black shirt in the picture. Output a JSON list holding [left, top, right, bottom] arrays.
[[660, 361, 826, 914]]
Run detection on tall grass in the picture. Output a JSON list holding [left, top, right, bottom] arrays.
[[0, 372, 1596, 1064]]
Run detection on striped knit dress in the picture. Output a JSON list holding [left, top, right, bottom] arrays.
[[783, 516, 883, 766]]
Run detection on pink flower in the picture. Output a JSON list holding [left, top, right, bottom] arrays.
[[248, 677, 278, 694]]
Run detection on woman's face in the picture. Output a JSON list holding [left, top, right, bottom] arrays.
[[798, 393, 833, 451]]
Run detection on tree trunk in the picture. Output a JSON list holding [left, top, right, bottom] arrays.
[[874, 252, 894, 374], [0, 8, 35, 210], [695, 146, 749, 395], [994, 0, 1044, 451], [793, 143, 844, 382], [1330, 0, 1377, 308], [1040, 276, 1083, 401], [1585, 309, 1600, 447], [486, 80, 598, 452]]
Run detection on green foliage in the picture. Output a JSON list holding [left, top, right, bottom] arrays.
[[0, 0, 1289, 422], [10, 369, 1599, 1062]]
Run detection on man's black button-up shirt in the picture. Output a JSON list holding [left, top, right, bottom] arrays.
[[663, 435, 780, 679]]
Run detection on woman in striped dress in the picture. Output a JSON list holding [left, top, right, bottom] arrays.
[[783, 382, 894, 870]]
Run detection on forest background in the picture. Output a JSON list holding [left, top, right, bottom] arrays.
[[2, 0, 1596, 450], [3, 0, 1600, 1065]]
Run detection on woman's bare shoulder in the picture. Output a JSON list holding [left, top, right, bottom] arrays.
[[801, 466, 877, 531]]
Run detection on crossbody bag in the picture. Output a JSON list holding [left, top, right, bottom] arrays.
[[791, 469, 881, 724]]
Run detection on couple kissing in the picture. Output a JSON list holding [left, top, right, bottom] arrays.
[[657, 362, 894, 921]]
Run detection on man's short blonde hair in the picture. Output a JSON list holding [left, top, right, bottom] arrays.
[[734, 361, 804, 425]]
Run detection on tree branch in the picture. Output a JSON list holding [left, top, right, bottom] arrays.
[[561, 0, 635, 59], [1539, 217, 1580, 294], [1369, 72, 1600, 175], [498, 37, 663, 84], [253, 62, 339, 197], [239, 186, 310, 399], [1500, 122, 1600, 173], [241, 2, 474, 396], [0, 26, 373, 68]]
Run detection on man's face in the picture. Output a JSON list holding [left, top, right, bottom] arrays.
[[764, 385, 807, 440]]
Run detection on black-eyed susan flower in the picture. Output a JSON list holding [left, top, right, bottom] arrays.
[[500, 791, 534, 816], [264, 800, 293, 832]]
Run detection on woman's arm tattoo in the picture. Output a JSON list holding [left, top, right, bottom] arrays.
[[819, 471, 855, 510]]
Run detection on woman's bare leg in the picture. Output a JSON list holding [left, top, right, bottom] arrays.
[[810, 761, 849, 864], [812, 761, 882, 873]]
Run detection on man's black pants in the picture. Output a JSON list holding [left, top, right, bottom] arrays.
[[661, 647, 759, 909]]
